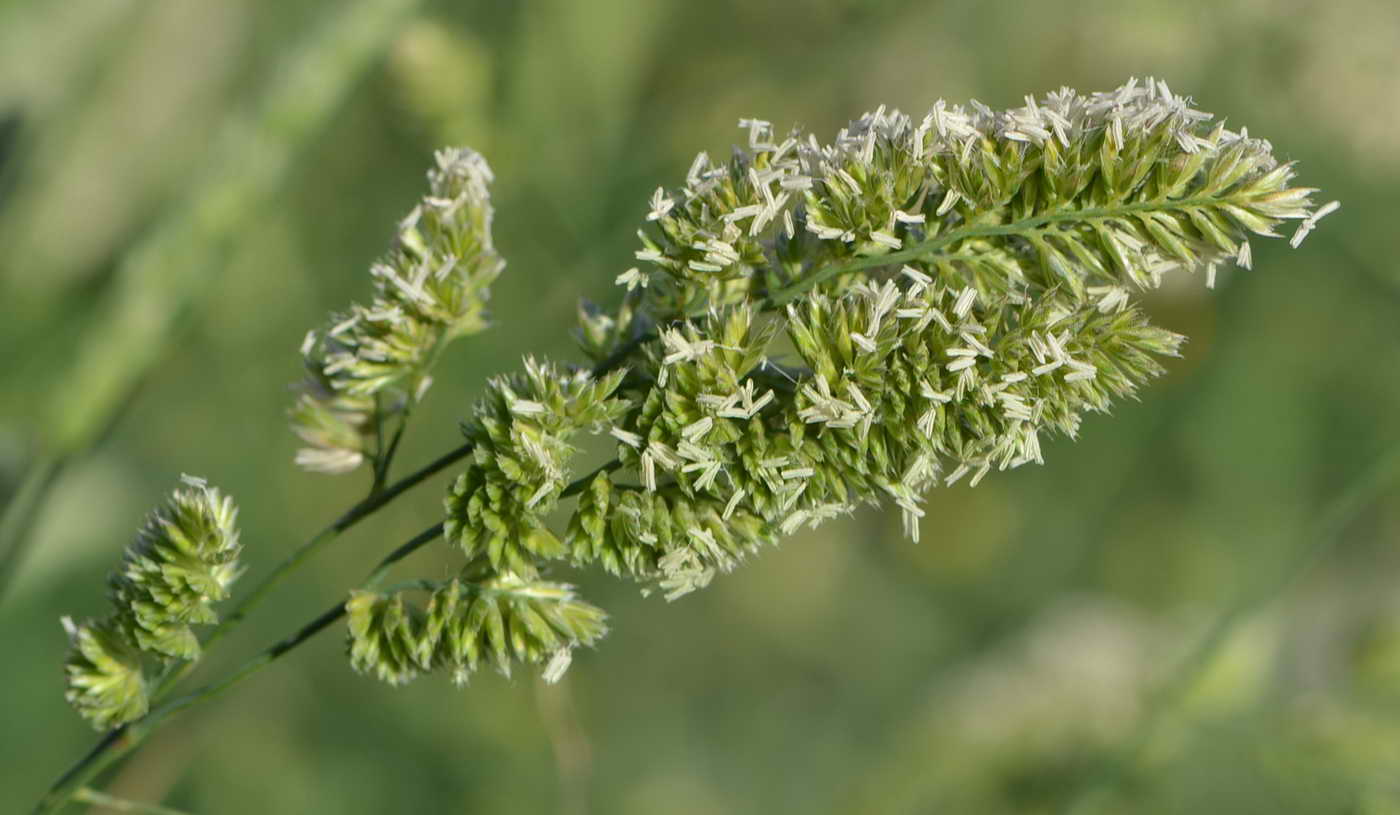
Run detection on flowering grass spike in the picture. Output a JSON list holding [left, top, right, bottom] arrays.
[[345, 78, 1332, 686], [45, 78, 1334, 815]]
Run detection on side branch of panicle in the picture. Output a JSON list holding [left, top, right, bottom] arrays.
[[62, 476, 243, 729], [291, 148, 506, 475]]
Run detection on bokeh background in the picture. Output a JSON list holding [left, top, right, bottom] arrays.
[[3, 0, 1399, 812]]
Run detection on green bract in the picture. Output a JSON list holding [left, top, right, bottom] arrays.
[[61, 477, 242, 728], [61, 617, 149, 731]]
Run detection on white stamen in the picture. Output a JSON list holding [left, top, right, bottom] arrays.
[[610, 427, 643, 448], [953, 287, 977, 319], [646, 187, 674, 221], [722, 204, 764, 223], [870, 231, 903, 250], [526, 483, 553, 509], [936, 189, 961, 216], [723, 489, 747, 521], [944, 463, 970, 486], [542, 649, 572, 684], [510, 399, 546, 416], [615, 267, 648, 291], [681, 417, 714, 441]]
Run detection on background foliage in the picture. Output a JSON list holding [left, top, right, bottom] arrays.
[[2, 0, 1399, 812]]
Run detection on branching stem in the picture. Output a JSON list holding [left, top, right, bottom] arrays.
[[35, 187, 1299, 813], [37, 313, 656, 814], [35, 522, 447, 814]]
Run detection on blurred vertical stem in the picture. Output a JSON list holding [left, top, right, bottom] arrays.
[[0, 453, 64, 601], [1063, 441, 1400, 815], [45, 0, 422, 451], [0, 0, 426, 600]]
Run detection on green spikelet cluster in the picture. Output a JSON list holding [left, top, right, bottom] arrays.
[[291, 147, 505, 474], [61, 617, 149, 731], [562, 78, 1332, 598], [62, 477, 242, 729], [347, 78, 1333, 688], [444, 357, 629, 575], [346, 571, 608, 686]]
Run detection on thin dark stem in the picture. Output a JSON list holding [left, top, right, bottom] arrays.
[[591, 330, 653, 377], [370, 392, 387, 492], [40, 261, 675, 814], [363, 522, 445, 588], [560, 460, 622, 499], [147, 304, 652, 699], [171, 442, 471, 682], [376, 420, 409, 488]]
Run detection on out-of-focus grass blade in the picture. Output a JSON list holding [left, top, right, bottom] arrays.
[[0, 109, 22, 206], [44, 0, 423, 453], [1062, 440, 1400, 815], [0, 453, 63, 603], [0, 0, 425, 601]]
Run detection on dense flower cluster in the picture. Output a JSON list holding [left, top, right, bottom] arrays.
[[62, 476, 242, 729], [291, 148, 505, 474], [61, 617, 147, 731], [444, 358, 630, 576], [342, 79, 1333, 687], [347, 569, 607, 686]]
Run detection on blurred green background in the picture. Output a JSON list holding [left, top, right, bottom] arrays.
[[3, 0, 1399, 812]]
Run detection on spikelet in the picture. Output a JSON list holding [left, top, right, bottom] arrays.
[[108, 477, 243, 660], [61, 617, 149, 731], [61, 476, 243, 728], [347, 572, 607, 686], [291, 147, 505, 474], [443, 358, 628, 575]]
